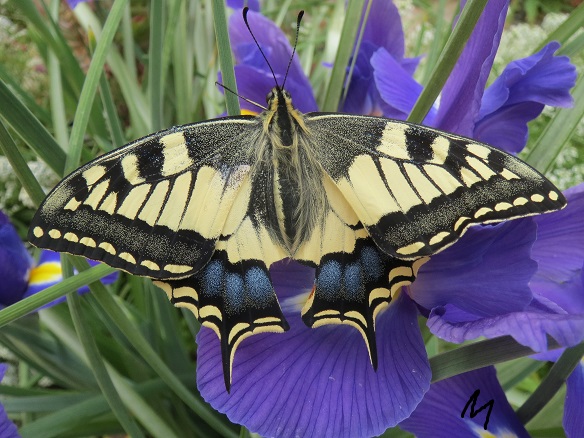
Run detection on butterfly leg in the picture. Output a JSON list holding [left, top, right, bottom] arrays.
[[154, 250, 289, 391]]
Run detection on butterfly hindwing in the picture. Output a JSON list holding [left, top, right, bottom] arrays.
[[154, 250, 287, 391], [29, 118, 261, 279], [305, 114, 566, 259], [301, 238, 427, 368]]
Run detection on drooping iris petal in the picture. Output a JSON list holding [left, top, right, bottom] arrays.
[[475, 42, 576, 153], [370, 47, 429, 120], [410, 219, 537, 317], [228, 10, 317, 113], [399, 366, 530, 438], [428, 299, 584, 351], [344, 0, 419, 116], [530, 183, 584, 313], [433, 0, 509, 136], [0, 212, 33, 307], [565, 362, 584, 438], [0, 364, 21, 438], [197, 260, 430, 438]]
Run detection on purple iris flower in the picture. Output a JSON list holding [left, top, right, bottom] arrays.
[[66, 0, 88, 8], [0, 211, 118, 309], [196, 1, 582, 437], [226, 8, 317, 113], [0, 364, 20, 438], [400, 366, 530, 438], [360, 0, 576, 154]]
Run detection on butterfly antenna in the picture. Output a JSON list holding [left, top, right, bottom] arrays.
[[242, 7, 279, 88], [216, 81, 267, 111], [282, 10, 304, 90]]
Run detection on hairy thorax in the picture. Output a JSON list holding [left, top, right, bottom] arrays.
[[254, 91, 327, 255]]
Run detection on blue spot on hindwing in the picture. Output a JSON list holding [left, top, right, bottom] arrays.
[[343, 263, 362, 299], [202, 260, 223, 296], [225, 272, 245, 314], [316, 260, 342, 299], [245, 267, 272, 304], [360, 245, 383, 281]]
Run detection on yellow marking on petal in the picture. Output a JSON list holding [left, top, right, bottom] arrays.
[[98, 242, 116, 255], [48, 229, 61, 239], [79, 237, 97, 247], [396, 241, 425, 256], [118, 252, 136, 264], [33, 227, 44, 238], [140, 260, 160, 271], [513, 197, 529, 206], [160, 131, 194, 176], [29, 262, 62, 285], [531, 194, 545, 203], [474, 207, 492, 218], [241, 109, 258, 116], [64, 232, 79, 242]]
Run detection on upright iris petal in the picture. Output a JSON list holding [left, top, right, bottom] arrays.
[[227, 9, 317, 113]]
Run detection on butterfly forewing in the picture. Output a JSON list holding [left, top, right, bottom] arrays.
[[305, 114, 566, 259], [29, 118, 260, 279]]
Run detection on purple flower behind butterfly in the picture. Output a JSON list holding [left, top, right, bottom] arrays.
[[0, 211, 118, 309]]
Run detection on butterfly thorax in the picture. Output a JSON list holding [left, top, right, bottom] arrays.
[[257, 87, 326, 255]]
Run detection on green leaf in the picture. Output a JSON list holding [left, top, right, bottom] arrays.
[[430, 336, 560, 383], [407, 0, 489, 124]]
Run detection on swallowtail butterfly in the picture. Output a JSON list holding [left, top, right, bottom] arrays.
[[29, 9, 566, 391]]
